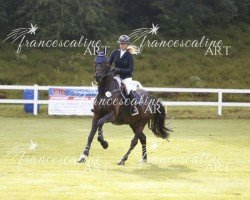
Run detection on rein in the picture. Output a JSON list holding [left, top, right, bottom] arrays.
[[99, 72, 113, 83], [98, 72, 121, 97]]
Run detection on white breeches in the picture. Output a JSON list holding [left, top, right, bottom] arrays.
[[114, 75, 133, 95]]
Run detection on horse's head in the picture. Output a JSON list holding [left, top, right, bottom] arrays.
[[94, 52, 110, 83]]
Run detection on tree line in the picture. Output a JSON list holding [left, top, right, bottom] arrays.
[[0, 0, 249, 40]]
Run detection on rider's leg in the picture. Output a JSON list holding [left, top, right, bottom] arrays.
[[113, 74, 122, 88], [121, 77, 132, 96], [121, 78, 139, 116]]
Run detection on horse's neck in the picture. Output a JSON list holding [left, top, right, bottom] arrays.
[[98, 75, 117, 95]]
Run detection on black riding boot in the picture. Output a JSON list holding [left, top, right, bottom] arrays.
[[128, 91, 139, 116]]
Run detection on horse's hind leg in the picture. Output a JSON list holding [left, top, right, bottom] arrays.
[[117, 135, 138, 165], [118, 122, 146, 165], [139, 133, 147, 162], [130, 124, 147, 163], [97, 111, 115, 149]]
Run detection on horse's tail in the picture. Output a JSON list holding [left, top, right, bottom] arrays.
[[148, 101, 172, 140]]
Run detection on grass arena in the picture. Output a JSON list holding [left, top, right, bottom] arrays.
[[0, 107, 249, 199], [1, 1, 250, 199]]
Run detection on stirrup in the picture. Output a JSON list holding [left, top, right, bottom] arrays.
[[131, 106, 139, 116]]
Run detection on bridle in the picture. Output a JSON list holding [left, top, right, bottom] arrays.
[[98, 71, 113, 83], [94, 66, 121, 96]]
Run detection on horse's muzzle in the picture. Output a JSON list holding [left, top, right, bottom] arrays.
[[94, 74, 101, 82]]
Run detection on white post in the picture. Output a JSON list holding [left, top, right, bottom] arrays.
[[33, 84, 38, 115], [218, 90, 222, 116]]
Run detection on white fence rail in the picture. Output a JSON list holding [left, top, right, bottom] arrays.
[[0, 84, 250, 116]]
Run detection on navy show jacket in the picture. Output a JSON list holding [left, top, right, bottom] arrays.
[[109, 49, 134, 79]]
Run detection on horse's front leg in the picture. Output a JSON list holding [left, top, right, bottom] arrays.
[[97, 111, 115, 149], [78, 114, 99, 163]]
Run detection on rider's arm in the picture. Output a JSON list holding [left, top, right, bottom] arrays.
[[109, 50, 116, 65]]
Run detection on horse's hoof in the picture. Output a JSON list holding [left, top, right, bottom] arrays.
[[117, 160, 125, 165], [102, 141, 109, 149], [97, 135, 103, 142], [77, 158, 86, 163], [142, 159, 147, 163], [77, 155, 87, 163]]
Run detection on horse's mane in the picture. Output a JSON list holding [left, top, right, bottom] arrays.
[[97, 73, 116, 97]]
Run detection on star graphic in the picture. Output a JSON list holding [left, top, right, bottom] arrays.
[[28, 23, 38, 35], [150, 140, 158, 152], [149, 23, 159, 35], [91, 82, 98, 87], [28, 140, 38, 151]]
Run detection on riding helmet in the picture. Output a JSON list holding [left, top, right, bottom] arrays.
[[118, 35, 130, 44]]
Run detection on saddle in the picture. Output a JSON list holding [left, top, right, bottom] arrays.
[[114, 79, 141, 101], [91, 79, 142, 113]]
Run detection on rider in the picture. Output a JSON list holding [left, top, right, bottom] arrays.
[[110, 35, 139, 116]]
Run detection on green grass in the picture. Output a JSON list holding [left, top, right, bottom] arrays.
[[0, 117, 249, 199], [1, 104, 250, 119], [1, 26, 250, 104], [0, 25, 249, 90], [1, 26, 249, 104]]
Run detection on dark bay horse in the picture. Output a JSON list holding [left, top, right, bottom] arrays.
[[78, 55, 172, 165]]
